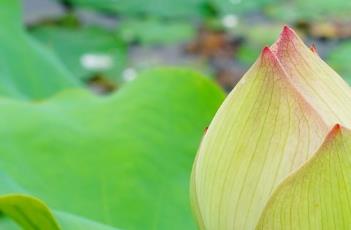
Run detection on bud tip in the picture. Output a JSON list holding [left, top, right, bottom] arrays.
[[310, 44, 318, 54], [325, 123, 343, 142]]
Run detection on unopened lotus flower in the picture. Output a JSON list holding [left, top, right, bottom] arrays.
[[191, 26, 351, 229]]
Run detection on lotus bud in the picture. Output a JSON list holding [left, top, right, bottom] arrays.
[[191, 26, 351, 229]]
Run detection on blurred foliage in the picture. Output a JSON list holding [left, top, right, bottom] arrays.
[[65, 0, 351, 22], [45, 0, 351, 86], [212, 0, 276, 16], [118, 18, 195, 46], [235, 23, 283, 65], [64, 0, 204, 18], [31, 26, 126, 82], [0, 0, 80, 99], [267, 0, 351, 21], [328, 41, 351, 84]]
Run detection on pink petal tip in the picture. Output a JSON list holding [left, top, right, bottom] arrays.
[[325, 123, 343, 141], [310, 44, 318, 54], [261, 46, 278, 63], [279, 26, 296, 42], [271, 25, 297, 53], [262, 46, 272, 54]]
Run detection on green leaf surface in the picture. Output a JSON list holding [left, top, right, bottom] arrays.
[[257, 125, 351, 229], [0, 211, 120, 230], [0, 68, 224, 229], [31, 26, 126, 82], [0, 0, 80, 99], [55, 211, 119, 230], [0, 213, 121, 230]]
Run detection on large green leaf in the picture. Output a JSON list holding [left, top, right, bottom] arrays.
[[31, 26, 126, 82], [0, 0, 80, 99], [257, 125, 351, 229], [0, 68, 224, 229]]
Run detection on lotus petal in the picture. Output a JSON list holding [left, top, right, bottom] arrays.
[[271, 26, 351, 127], [257, 124, 351, 229], [191, 26, 351, 230]]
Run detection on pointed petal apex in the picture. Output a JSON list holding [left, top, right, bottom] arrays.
[[257, 124, 351, 230], [330, 123, 342, 133], [282, 25, 294, 34], [257, 46, 295, 82], [280, 25, 297, 41], [260, 46, 279, 65], [271, 26, 351, 128], [262, 46, 272, 54], [261, 46, 273, 57], [271, 26, 300, 53], [325, 124, 343, 142], [310, 44, 318, 54]]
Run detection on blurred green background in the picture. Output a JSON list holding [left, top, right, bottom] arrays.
[[24, 0, 351, 92], [1, 0, 351, 229]]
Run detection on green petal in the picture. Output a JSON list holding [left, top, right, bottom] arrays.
[[0, 194, 59, 230], [257, 125, 351, 229]]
